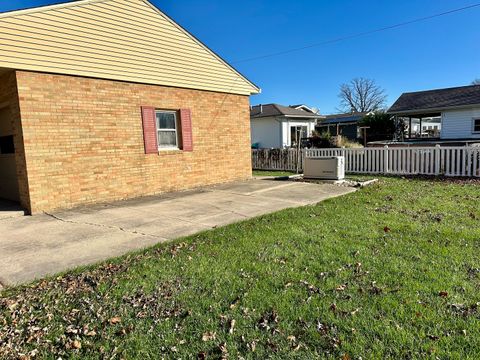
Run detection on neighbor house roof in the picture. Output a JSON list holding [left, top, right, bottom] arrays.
[[289, 104, 317, 113], [0, 0, 260, 95], [318, 112, 368, 125], [250, 104, 323, 119], [388, 85, 480, 114]]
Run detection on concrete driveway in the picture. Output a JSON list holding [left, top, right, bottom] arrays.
[[0, 179, 355, 287]]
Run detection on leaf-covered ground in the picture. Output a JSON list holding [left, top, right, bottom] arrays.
[[1, 178, 480, 359]]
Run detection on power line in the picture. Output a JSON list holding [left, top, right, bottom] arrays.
[[232, 3, 480, 64]]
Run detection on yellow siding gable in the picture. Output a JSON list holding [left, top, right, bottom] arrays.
[[0, 0, 260, 95]]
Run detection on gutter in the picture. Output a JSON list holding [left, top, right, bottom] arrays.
[[284, 115, 325, 120], [317, 121, 358, 126]]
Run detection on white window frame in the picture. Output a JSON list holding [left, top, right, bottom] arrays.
[[473, 118, 480, 134], [156, 110, 179, 150], [289, 125, 308, 147]]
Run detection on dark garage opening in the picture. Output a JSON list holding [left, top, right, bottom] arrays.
[[0, 105, 20, 203]]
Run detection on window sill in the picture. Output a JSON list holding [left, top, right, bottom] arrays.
[[158, 148, 183, 155]]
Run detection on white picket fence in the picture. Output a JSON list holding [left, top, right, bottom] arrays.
[[253, 146, 480, 177]]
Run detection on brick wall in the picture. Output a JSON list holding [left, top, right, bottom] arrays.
[[0, 72, 30, 210], [15, 71, 253, 213]]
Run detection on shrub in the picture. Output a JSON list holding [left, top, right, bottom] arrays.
[[335, 135, 363, 148], [359, 112, 396, 142], [310, 131, 333, 148]]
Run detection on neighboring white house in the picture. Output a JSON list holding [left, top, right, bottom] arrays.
[[389, 84, 480, 141], [250, 104, 323, 148]]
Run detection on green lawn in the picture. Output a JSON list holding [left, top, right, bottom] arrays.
[[1, 178, 480, 359]]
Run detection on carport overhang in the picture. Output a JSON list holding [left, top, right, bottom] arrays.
[[387, 109, 442, 140], [389, 111, 441, 119]]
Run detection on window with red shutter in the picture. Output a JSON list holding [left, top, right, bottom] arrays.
[[142, 107, 193, 153], [180, 109, 193, 152], [141, 106, 158, 154]]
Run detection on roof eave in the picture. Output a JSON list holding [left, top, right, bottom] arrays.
[[284, 115, 325, 119], [251, 115, 274, 119], [318, 121, 358, 126], [251, 115, 324, 120], [388, 103, 480, 115]]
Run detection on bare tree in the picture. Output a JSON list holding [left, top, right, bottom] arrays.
[[338, 78, 387, 113], [472, 79, 480, 85]]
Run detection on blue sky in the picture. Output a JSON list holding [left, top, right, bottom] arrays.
[[1, 0, 480, 114]]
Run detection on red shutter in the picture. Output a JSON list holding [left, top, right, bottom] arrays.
[[141, 106, 158, 154], [180, 109, 193, 152]]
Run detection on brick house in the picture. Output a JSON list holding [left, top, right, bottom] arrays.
[[0, 0, 260, 214]]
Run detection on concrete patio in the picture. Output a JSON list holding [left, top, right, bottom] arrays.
[[0, 179, 355, 287], [0, 199, 25, 220]]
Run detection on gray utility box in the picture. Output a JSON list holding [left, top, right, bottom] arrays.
[[304, 156, 345, 180]]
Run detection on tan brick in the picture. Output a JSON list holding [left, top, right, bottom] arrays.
[[11, 71, 252, 213]]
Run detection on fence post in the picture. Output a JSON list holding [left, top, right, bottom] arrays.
[[383, 145, 389, 174], [302, 148, 306, 173], [466, 145, 472, 177], [435, 144, 441, 176]]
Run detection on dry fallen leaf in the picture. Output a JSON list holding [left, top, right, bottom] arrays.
[[229, 319, 236, 334], [383, 226, 391, 233], [109, 317, 122, 325], [72, 340, 82, 349], [350, 308, 360, 316], [439, 291, 449, 298], [287, 335, 296, 342], [219, 342, 228, 358], [336, 284, 347, 292], [202, 331, 216, 342], [230, 296, 241, 309]]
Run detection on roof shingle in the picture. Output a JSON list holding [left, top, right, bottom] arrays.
[[319, 112, 368, 125], [250, 104, 320, 119], [388, 85, 480, 114]]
